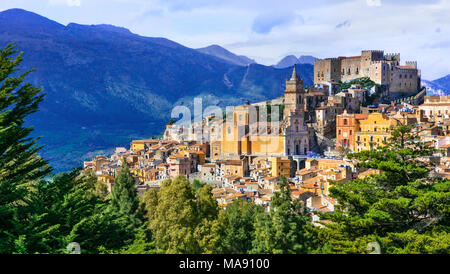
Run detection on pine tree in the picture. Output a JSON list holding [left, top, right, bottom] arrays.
[[252, 177, 315, 254], [217, 200, 263, 254], [141, 188, 158, 221], [0, 44, 51, 253], [110, 159, 139, 217], [314, 125, 450, 254]]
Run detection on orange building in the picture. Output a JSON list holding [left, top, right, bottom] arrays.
[[336, 110, 368, 151]]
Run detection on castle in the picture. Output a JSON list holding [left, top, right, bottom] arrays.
[[314, 50, 421, 97]]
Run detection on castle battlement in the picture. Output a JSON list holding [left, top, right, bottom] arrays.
[[320, 57, 343, 62], [394, 66, 417, 72], [384, 53, 400, 60], [369, 60, 389, 65], [405, 61, 418, 69], [314, 49, 420, 94], [362, 50, 384, 54]]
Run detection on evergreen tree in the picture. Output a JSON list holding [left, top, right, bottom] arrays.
[[192, 179, 206, 195], [252, 177, 315, 254], [218, 200, 262, 254], [149, 176, 200, 253], [110, 160, 139, 217], [194, 184, 222, 253], [0, 44, 51, 253], [141, 188, 158, 221], [197, 184, 219, 220], [122, 222, 163, 254], [11, 169, 137, 254], [314, 125, 450, 253]]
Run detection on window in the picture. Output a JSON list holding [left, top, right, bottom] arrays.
[[344, 119, 348, 125], [338, 130, 342, 135], [350, 130, 352, 135]]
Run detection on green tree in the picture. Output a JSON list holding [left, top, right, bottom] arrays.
[[197, 184, 218, 220], [122, 222, 163, 254], [314, 125, 450, 253], [141, 188, 158, 221], [192, 179, 206, 195], [12, 169, 136, 254], [0, 44, 51, 253], [150, 176, 200, 253], [194, 184, 222, 253], [252, 177, 315, 254], [218, 200, 262, 254], [110, 160, 139, 217]]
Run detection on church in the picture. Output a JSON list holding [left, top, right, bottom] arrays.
[[218, 66, 311, 159]]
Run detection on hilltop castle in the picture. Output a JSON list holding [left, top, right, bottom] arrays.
[[314, 50, 421, 97]]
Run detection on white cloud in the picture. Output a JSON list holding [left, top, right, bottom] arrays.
[[366, 0, 381, 6], [67, 0, 81, 7], [48, 0, 81, 7]]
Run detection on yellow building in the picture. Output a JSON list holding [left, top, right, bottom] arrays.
[[219, 160, 248, 178], [220, 115, 285, 157], [130, 139, 158, 152], [181, 150, 206, 164], [219, 66, 309, 158], [268, 157, 291, 178], [97, 174, 115, 193], [355, 112, 399, 152]]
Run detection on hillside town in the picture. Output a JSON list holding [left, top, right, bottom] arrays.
[[84, 49, 450, 224]]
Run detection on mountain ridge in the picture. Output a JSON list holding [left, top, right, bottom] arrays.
[[196, 44, 256, 66], [274, 55, 320, 68], [0, 8, 314, 171]]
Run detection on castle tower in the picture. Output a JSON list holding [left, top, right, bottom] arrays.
[[284, 65, 305, 118]]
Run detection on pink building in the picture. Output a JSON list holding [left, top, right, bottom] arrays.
[[168, 156, 191, 178]]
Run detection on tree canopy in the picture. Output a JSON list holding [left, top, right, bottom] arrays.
[[314, 125, 450, 254]]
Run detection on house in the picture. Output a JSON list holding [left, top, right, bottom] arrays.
[[167, 155, 191, 178]]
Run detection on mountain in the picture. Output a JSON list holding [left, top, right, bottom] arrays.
[[274, 55, 320, 68], [432, 74, 450, 93], [0, 9, 314, 171], [298, 55, 320, 65], [196, 44, 256, 66], [274, 55, 299, 69], [422, 75, 450, 96]]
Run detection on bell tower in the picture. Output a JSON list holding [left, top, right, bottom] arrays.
[[283, 65, 305, 118]]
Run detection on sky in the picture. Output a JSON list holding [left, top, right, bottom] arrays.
[[0, 0, 449, 80]]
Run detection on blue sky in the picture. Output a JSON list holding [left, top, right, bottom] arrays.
[[0, 0, 449, 79]]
